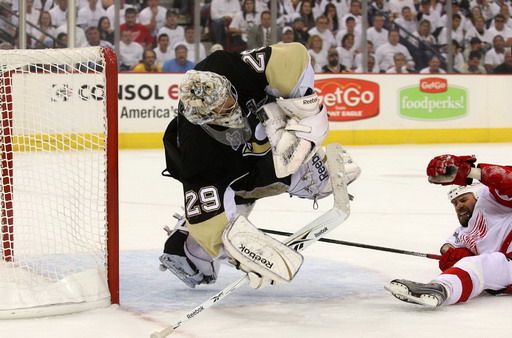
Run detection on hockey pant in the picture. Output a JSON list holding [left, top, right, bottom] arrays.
[[432, 252, 512, 305]]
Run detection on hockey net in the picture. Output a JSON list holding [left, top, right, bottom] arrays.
[[0, 47, 118, 318]]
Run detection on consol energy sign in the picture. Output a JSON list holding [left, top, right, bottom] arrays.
[[399, 77, 468, 119], [315, 78, 380, 122]]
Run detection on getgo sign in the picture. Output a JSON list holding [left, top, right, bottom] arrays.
[[315, 78, 379, 122], [399, 77, 468, 119]]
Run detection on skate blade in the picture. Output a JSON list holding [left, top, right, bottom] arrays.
[[384, 284, 438, 308]]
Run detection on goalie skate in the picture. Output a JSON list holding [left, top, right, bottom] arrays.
[[384, 279, 448, 307], [159, 253, 215, 288]]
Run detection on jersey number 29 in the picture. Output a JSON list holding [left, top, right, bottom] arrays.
[[185, 187, 221, 217]]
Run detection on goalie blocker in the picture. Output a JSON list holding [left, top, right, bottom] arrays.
[[222, 215, 304, 289], [260, 91, 329, 178]]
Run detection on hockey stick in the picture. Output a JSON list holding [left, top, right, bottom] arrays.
[[150, 144, 351, 338], [260, 228, 441, 260]]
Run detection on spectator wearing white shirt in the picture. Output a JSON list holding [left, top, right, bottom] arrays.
[[157, 10, 185, 50], [139, 0, 168, 36], [438, 14, 464, 48], [77, 0, 106, 30], [154, 33, 175, 66], [354, 54, 380, 73], [465, 15, 494, 50], [440, 2, 467, 37], [469, 0, 494, 21], [488, 14, 512, 46], [210, 0, 242, 47], [389, 0, 416, 19], [419, 56, 446, 73], [385, 52, 411, 73], [411, 19, 437, 48], [106, 0, 134, 26], [416, 0, 441, 34], [353, 40, 374, 69], [394, 6, 418, 39], [33, 11, 56, 48], [56, 23, 86, 47], [367, 13, 388, 49], [322, 2, 340, 34], [442, 40, 465, 72], [291, 0, 316, 31], [119, 29, 144, 71], [463, 37, 485, 65], [460, 50, 487, 73], [173, 26, 206, 64], [335, 32, 356, 69], [491, 0, 511, 17], [375, 29, 415, 71], [98, 16, 114, 45], [308, 34, 328, 72], [10, 0, 54, 12], [484, 34, 506, 72], [308, 15, 337, 52], [335, 16, 361, 51], [339, 0, 362, 31], [49, 0, 68, 28], [369, 0, 392, 23], [11, 0, 40, 35], [496, 4, 512, 30], [464, 6, 484, 32], [228, 0, 259, 44], [318, 0, 347, 20], [81, 26, 113, 47]]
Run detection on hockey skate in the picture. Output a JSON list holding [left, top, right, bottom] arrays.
[[159, 214, 218, 288], [159, 252, 216, 288], [384, 279, 448, 307]]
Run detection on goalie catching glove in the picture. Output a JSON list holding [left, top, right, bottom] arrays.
[[222, 214, 304, 290], [260, 92, 328, 178]]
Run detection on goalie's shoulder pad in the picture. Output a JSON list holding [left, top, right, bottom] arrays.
[[222, 215, 304, 283]]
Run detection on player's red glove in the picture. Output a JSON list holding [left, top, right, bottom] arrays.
[[426, 155, 477, 185], [439, 247, 474, 271]]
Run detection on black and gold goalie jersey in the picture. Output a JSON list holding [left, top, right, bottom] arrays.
[[163, 43, 312, 257]]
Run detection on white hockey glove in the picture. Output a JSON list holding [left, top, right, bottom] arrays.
[[222, 214, 304, 290], [261, 92, 328, 178]]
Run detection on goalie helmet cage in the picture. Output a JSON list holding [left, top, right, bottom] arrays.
[[0, 47, 119, 318]]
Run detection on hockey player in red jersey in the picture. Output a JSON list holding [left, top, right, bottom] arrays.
[[386, 154, 512, 307], [158, 43, 360, 290]]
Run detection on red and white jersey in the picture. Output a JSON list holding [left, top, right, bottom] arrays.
[[446, 164, 512, 255], [446, 187, 512, 254]]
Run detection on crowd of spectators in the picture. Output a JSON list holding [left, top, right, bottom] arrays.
[[1, 0, 512, 74]]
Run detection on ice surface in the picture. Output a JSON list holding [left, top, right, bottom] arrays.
[[2, 143, 512, 337]]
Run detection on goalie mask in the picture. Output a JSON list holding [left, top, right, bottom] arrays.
[[179, 70, 245, 128], [447, 182, 483, 202]]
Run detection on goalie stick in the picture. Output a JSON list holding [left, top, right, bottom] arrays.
[[150, 143, 351, 338]]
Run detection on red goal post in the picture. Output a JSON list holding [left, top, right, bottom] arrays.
[[0, 47, 119, 318]]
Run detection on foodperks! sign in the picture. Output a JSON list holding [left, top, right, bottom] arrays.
[[399, 77, 468, 119], [315, 78, 380, 122]]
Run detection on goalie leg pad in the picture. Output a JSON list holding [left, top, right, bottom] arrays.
[[222, 214, 304, 286]]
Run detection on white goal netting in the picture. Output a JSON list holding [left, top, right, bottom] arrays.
[[0, 47, 118, 318]]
